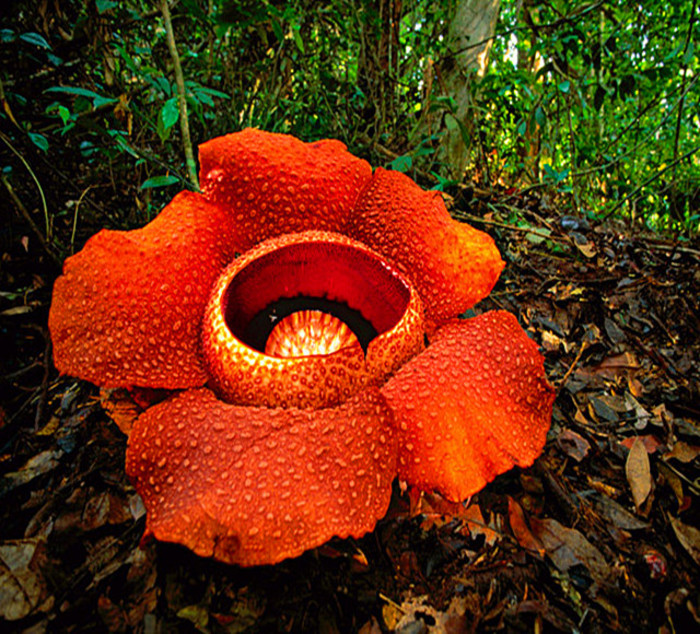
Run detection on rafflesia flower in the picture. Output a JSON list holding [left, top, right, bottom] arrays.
[[49, 129, 554, 566]]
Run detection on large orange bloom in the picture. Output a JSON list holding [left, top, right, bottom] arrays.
[[49, 129, 555, 566]]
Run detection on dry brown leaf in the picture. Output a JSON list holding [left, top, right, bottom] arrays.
[[657, 463, 686, 511], [508, 497, 545, 557], [529, 517, 610, 586], [626, 437, 653, 510], [670, 517, 700, 567], [100, 388, 141, 436], [664, 442, 700, 464], [557, 429, 591, 462], [0, 538, 49, 621], [463, 504, 500, 547], [591, 352, 640, 379]]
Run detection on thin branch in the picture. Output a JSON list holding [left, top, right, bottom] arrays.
[[0, 131, 50, 240], [1, 174, 61, 266], [160, 0, 199, 190]]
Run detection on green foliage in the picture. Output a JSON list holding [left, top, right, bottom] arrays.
[[0, 0, 697, 247], [481, 0, 699, 233]]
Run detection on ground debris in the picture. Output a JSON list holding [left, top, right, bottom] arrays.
[[1, 196, 698, 632]]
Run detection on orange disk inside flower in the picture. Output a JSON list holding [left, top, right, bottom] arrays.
[[265, 310, 360, 358], [201, 231, 424, 409]]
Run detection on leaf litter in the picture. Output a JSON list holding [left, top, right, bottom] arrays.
[[1, 192, 699, 632]]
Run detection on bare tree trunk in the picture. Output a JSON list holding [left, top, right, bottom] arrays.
[[161, 0, 199, 190], [436, 0, 501, 179]]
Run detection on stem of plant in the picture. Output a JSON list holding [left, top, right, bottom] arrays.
[[160, 0, 199, 191]]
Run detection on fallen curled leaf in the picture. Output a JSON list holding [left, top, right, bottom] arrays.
[[0, 305, 34, 316], [462, 504, 500, 547], [101, 388, 142, 436], [0, 450, 64, 498], [670, 517, 700, 566], [529, 517, 610, 587], [591, 352, 641, 379], [0, 538, 49, 621], [657, 462, 687, 512], [574, 240, 597, 259], [588, 396, 619, 423], [413, 491, 470, 530], [557, 428, 591, 462], [388, 595, 469, 634], [603, 317, 626, 344], [626, 437, 653, 510], [508, 497, 545, 557], [664, 442, 700, 464]]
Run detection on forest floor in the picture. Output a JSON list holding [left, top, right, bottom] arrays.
[[1, 183, 699, 633]]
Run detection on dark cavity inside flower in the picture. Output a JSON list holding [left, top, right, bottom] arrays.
[[48, 129, 555, 566], [221, 236, 409, 354]]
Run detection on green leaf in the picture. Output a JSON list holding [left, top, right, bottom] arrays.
[[194, 86, 231, 99], [96, 0, 119, 13], [57, 105, 71, 125], [45, 86, 117, 110], [683, 41, 695, 65], [108, 130, 139, 158], [46, 86, 102, 99], [140, 175, 179, 190], [28, 132, 49, 152], [160, 98, 179, 131], [193, 90, 214, 108], [272, 19, 284, 43], [535, 106, 546, 127], [389, 155, 412, 172], [543, 163, 556, 179], [19, 32, 51, 49], [558, 80, 570, 94], [292, 26, 305, 54]]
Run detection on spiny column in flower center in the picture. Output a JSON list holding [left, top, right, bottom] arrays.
[[265, 310, 360, 358]]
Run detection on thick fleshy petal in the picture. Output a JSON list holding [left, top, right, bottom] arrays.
[[349, 168, 505, 325], [126, 387, 397, 566], [199, 129, 372, 249], [49, 192, 241, 389], [382, 311, 555, 501]]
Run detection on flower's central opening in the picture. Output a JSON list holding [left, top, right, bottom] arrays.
[[265, 310, 360, 357], [202, 231, 424, 408], [222, 238, 410, 357]]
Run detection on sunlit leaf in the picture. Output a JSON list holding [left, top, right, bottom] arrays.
[[626, 437, 652, 510], [159, 97, 179, 131], [140, 175, 179, 189], [28, 132, 48, 152], [19, 32, 50, 49]]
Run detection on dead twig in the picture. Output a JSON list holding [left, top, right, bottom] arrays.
[[556, 341, 588, 393]]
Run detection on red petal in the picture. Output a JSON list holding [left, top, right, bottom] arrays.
[[126, 388, 397, 566], [49, 192, 241, 389], [382, 311, 555, 501], [349, 169, 505, 325], [199, 129, 372, 249]]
